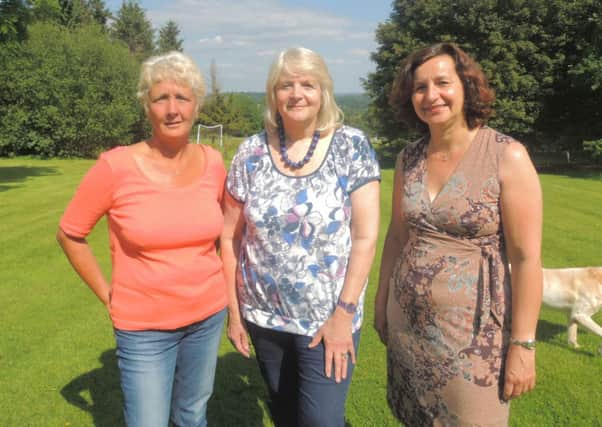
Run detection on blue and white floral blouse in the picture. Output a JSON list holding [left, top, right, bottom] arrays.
[[227, 125, 380, 336]]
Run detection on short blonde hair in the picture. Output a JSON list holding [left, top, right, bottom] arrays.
[[137, 51, 206, 114], [264, 47, 344, 133]]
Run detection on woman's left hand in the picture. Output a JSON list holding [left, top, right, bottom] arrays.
[[308, 312, 355, 383], [503, 344, 536, 400]]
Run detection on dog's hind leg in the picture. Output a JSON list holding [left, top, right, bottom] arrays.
[[571, 313, 602, 341], [567, 318, 580, 348]]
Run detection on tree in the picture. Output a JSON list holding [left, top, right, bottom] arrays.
[[365, 0, 602, 151], [534, 0, 602, 151], [0, 0, 30, 43], [157, 20, 182, 53], [0, 21, 141, 156], [57, 0, 96, 28], [21, 0, 110, 29], [209, 59, 221, 95], [200, 59, 228, 129], [225, 93, 263, 136], [199, 93, 262, 137], [85, 0, 111, 27], [110, 0, 154, 61], [28, 0, 62, 24]]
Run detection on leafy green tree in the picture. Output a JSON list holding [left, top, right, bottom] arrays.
[[583, 139, 602, 161], [199, 93, 228, 129], [85, 0, 111, 27], [209, 59, 221, 95], [110, 0, 154, 61], [57, 0, 75, 26], [0, 21, 140, 156], [16, 0, 109, 29], [157, 20, 183, 53], [0, 0, 30, 43], [226, 93, 263, 136], [534, 0, 602, 151], [365, 0, 602, 151], [60, 0, 112, 29], [199, 93, 262, 137], [28, 0, 62, 23]]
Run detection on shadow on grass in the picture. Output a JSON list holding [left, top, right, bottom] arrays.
[[537, 319, 600, 357], [61, 349, 268, 426], [537, 318, 566, 342], [0, 165, 59, 192], [61, 349, 124, 427], [209, 352, 269, 426], [211, 352, 354, 426]]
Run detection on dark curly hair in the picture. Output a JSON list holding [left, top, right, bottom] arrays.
[[389, 42, 495, 133]]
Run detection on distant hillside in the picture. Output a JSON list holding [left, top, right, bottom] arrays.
[[237, 92, 264, 105], [335, 93, 370, 112], [233, 92, 370, 113]]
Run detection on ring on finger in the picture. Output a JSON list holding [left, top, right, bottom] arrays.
[[340, 352, 348, 359]]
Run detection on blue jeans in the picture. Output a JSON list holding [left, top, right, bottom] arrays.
[[113, 309, 226, 427], [247, 322, 361, 427]]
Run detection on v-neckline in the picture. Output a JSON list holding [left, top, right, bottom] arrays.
[[423, 128, 481, 205]]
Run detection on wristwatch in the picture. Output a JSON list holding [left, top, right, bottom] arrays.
[[509, 338, 536, 350], [336, 298, 357, 314]]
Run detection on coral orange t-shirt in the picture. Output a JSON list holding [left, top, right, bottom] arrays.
[[60, 145, 228, 330]]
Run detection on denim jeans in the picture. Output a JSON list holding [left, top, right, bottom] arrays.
[[247, 321, 361, 427], [113, 309, 226, 427]]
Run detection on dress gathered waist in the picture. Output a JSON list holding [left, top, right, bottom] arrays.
[[407, 228, 509, 332]]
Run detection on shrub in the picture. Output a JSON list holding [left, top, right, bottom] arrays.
[[583, 138, 602, 162], [0, 22, 141, 157]]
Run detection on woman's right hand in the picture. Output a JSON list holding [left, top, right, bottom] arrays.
[[227, 316, 251, 358]]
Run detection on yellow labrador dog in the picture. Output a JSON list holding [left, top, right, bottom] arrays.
[[542, 267, 602, 353]]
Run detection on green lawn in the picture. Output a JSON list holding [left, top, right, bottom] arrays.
[[1, 145, 601, 426]]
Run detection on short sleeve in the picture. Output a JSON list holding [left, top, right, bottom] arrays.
[[59, 157, 114, 238], [226, 139, 252, 203], [347, 132, 381, 193]]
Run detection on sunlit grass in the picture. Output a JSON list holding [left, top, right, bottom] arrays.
[[0, 154, 600, 426]]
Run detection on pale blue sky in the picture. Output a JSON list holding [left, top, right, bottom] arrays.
[[105, 0, 393, 93]]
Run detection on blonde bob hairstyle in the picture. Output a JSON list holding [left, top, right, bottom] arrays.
[[137, 51, 206, 114], [264, 47, 344, 133]]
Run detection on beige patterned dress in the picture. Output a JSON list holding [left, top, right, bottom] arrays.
[[387, 127, 513, 426]]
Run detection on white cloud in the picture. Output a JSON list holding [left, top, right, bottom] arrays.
[[150, 0, 347, 36], [140, 0, 382, 92], [198, 35, 223, 46]]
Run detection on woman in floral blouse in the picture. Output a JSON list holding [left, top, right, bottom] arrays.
[[221, 47, 380, 427]]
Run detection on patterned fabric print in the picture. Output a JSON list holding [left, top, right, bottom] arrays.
[[227, 126, 380, 336], [387, 127, 513, 426]]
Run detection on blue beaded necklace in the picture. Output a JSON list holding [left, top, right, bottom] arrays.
[[277, 115, 320, 169]]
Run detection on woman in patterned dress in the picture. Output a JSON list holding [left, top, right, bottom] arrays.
[[375, 43, 543, 426], [221, 47, 380, 427]]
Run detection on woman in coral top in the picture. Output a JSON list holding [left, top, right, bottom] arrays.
[[57, 51, 227, 427]]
